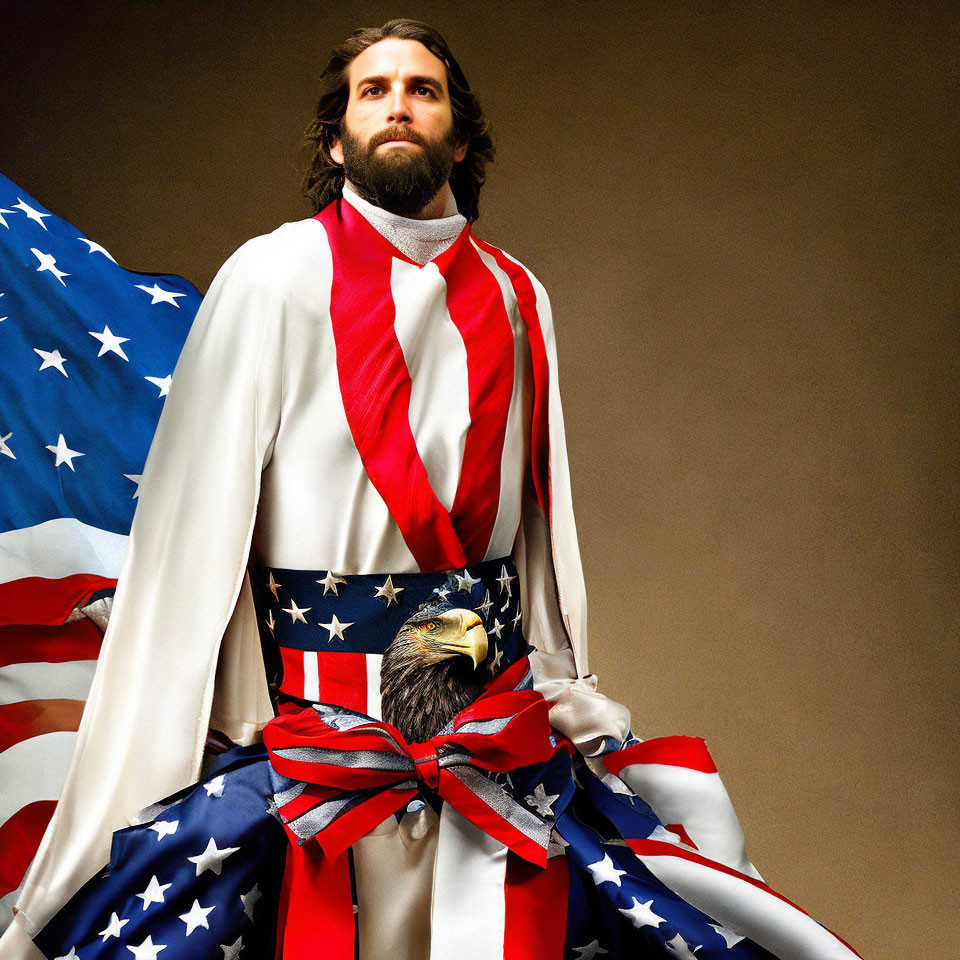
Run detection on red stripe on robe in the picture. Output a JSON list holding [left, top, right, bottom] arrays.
[[604, 736, 719, 776], [503, 851, 569, 958], [438, 238, 515, 563], [471, 240, 551, 521], [276, 841, 355, 960], [318, 202, 467, 573]]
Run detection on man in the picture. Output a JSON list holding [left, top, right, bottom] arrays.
[[1, 19, 859, 960]]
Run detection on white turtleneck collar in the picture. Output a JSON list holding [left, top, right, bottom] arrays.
[[341, 180, 466, 266]]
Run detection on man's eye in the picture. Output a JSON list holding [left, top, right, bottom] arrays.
[[415, 86, 435, 97], [362, 86, 383, 97]]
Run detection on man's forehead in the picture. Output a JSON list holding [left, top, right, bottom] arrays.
[[347, 37, 449, 92]]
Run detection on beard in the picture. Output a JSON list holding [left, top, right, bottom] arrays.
[[339, 122, 458, 218]]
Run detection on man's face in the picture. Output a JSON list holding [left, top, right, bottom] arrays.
[[331, 38, 468, 217]]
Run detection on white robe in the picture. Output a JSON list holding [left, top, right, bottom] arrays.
[[0, 191, 631, 959]]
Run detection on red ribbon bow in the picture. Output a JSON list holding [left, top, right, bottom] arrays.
[[262, 658, 570, 866]]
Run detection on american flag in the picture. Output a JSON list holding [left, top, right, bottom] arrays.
[[0, 174, 200, 928], [32, 745, 286, 960]]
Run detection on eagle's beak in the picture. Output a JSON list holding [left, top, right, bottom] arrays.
[[438, 609, 488, 668]]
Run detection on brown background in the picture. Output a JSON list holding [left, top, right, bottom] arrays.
[[3, 1, 957, 956]]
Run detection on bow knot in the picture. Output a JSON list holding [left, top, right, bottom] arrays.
[[407, 741, 442, 790], [263, 658, 572, 866]]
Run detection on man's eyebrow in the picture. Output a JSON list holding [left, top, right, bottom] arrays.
[[407, 75, 444, 93]]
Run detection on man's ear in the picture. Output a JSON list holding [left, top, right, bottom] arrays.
[[330, 137, 344, 165], [454, 137, 469, 163]]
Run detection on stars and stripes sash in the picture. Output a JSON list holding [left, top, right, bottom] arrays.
[[263, 658, 573, 868], [253, 556, 527, 712]]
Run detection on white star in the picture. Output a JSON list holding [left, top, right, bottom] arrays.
[[240, 883, 262, 920], [524, 782, 560, 817], [490, 618, 504, 639], [135, 282, 187, 306], [618, 897, 666, 929], [148, 819, 179, 840], [0, 208, 11, 229], [665, 933, 701, 958], [374, 574, 404, 606], [511, 607, 522, 629], [78, 237, 117, 262], [319, 613, 354, 641], [187, 836, 240, 876], [31, 248, 69, 285], [709, 923, 745, 949], [476, 589, 493, 618], [135, 874, 171, 910], [98, 911, 130, 941], [265, 609, 276, 635], [282, 599, 311, 624], [144, 374, 172, 397], [267, 571, 281, 598], [14, 198, 51, 229], [220, 937, 243, 960], [0, 432, 15, 460], [265, 795, 282, 822], [54, 950, 79, 960], [46, 433, 84, 470], [34, 347, 68, 377], [126, 935, 167, 960], [432, 586, 451, 600], [124, 473, 143, 498], [179, 899, 216, 936], [573, 942, 609, 959], [204, 774, 225, 797], [455, 569, 481, 592], [88, 324, 130, 360], [317, 570, 346, 595], [488, 646, 504, 674], [586, 852, 627, 886], [496, 563, 515, 597]]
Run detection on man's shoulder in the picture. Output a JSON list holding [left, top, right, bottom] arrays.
[[225, 217, 329, 282], [470, 234, 549, 297]]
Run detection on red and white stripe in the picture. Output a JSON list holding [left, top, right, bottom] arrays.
[[608, 738, 862, 959], [278, 648, 384, 719], [0, 613, 105, 924], [318, 201, 532, 572], [0, 519, 123, 626], [605, 736, 759, 877], [430, 806, 569, 960]]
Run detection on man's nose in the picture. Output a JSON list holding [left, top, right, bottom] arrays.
[[385, 85, 412, 124]]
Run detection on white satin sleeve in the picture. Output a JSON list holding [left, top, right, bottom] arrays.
[[512, 272, 632, 757], [0, 236, 286, 956]]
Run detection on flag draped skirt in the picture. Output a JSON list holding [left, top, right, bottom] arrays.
[[34, 561, 859, 960], [2, 188, 860, 960]]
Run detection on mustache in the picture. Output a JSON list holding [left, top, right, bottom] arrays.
[[368, 126, 429, 149]]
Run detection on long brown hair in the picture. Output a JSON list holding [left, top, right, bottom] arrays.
[[301, 19, 495, 223]]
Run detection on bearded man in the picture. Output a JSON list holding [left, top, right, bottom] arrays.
[[0, 19, 860, 960]]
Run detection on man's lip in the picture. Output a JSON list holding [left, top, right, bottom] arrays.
[[380, 138, 418, 146]]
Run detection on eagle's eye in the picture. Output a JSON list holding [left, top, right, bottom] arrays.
[[421, 618, 442, 633]]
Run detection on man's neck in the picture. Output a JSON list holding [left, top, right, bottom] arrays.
[[341, 181, 466, 266], [412, 187, 455, 220]]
